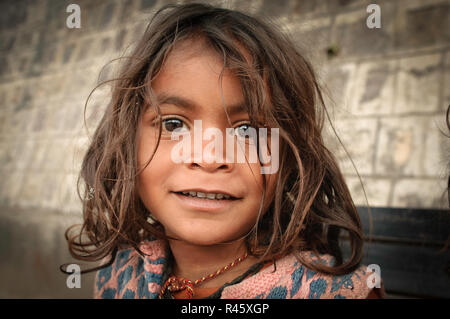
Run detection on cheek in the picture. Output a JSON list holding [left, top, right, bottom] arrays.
[[137, 130, 159, 168], [243, 162, 277, 213], [136, 136, 174, 208]]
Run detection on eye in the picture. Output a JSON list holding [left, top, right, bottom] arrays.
[[161, 118, 189, 133], [234, 123, 254, 138]]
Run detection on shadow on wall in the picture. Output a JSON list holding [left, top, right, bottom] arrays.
[[0, 206, 96, 298]]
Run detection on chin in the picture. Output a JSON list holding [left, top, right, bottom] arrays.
[[172, 228, 240, 246]]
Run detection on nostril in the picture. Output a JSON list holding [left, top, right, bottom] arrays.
[[188, 159, 233, 171]]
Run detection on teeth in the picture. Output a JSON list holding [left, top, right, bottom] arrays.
[[206, 193, 216, 199], [180, 191, 233, 200]]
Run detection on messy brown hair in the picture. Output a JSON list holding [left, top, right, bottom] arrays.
[[62, 3, 363, 276]]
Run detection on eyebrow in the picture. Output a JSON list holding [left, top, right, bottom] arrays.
[[155, 92, 248, 115]]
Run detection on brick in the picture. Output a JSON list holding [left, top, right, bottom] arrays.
[[45, 0, 69, 24], [115, 28, 128, 52], [62, 66, 97, 100], [396, 1, 450, 48], [6, 83, 25, 107], [444, 51, 450, 107], [40, 139, 69, 172], [24, 0, 47, 26], [0, 0, 27, 30], [291, 0, 328, 16], [0, 56, 10, 78], [58, 173, 84, 214], [30, 105, 51, 133], [36, 73, 71, 104], [141, 0, 157, 10], [64, 137, 89, 174], [0, 172, 26, 207], [99, 2, 117, 28], [15, 139, 37, 171], [16, 54, 33, 74], [391, 178, 447, 208], [289, 17, 332, 65], [16, 30, 35, 51], [62, 42, 77, 64], [58, 102, 86, 133], [46, 103, 68, 133], [65, 104, 86, 133], [349, 60, 396, 116], [329, 0, 368, 11], [324, 117, 378, 175], [320, 62, 357, 118], [27, 140, 51, 171], [57, 138, 78, 173], [0, 143, 6, 167], [128, 21, 147, 44], [98, 36, 112, 56], [0, 142, 16, 172], [0, 97, 13, 136], [422, 113, 449, 177], [332, 2, 396, 58], [117, 0, 137, 24], [0, 112, 6, 136], [344, 176, 391, 207], [76, 38, 94, 61], [0, 33, 16, 52], [29, 40, 60, 75], [374, 116, 438, 177], [10, 108, 34, 137], [17, 172, 46, 208], [14, 86, 33, 112], [394, 53, 441, 114], [43, 173, 69, 208], [258, 0, 296, 18]]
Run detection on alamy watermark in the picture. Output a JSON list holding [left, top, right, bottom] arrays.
[[66, 264, 81, 289], [169, 120, 279, 174], [66, 4, 81, 29], [366, 4, 381, 29], [366, 264, 382, 288]]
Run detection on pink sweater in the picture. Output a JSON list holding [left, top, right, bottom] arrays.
[[93, 239, 384, 299]]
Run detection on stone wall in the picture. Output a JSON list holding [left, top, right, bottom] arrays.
[[0, 0, 448, 297]]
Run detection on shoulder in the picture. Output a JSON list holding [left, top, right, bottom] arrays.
[[221, 251, 385, 299], [93, 239, 169, 299]]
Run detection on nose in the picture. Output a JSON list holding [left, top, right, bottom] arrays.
[[187, 121, 234, 173], [189, 159, 233, 172]]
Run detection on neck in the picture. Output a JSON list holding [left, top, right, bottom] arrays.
[[168, 239, 257, 288]]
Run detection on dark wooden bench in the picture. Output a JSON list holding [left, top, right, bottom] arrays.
[[344, 206, 450, 298]]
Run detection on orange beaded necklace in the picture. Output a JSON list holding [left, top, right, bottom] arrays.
[[158, 252, 249, 299]]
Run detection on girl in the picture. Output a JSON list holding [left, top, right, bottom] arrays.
[[63, 3, 384, 299]]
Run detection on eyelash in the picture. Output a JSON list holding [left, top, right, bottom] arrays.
[[151, 116, 255, 137], [163, 117, 189, 133]]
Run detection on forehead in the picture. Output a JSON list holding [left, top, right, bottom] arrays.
[[150, 38, 246, 107], [158, 36, 253, 77], [145, 36, 271, 122]]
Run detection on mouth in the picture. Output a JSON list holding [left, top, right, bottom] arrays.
[[171, 189, 241, 212], [171, 190, 241, 201]]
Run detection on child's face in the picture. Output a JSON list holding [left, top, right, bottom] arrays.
[[136, 39, 277, 246]]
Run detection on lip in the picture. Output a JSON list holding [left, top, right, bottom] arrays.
[[171, 191, 240, 212], [172, 188, 241, 199]]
